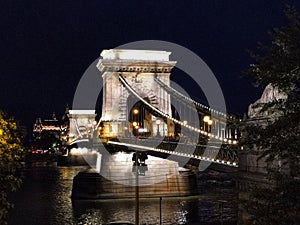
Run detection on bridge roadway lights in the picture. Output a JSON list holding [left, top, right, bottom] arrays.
[[108, 141, 239, 167]]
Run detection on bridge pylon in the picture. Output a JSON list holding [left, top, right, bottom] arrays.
[[97, 49, 176, 138]]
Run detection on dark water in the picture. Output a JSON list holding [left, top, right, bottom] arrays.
[[8, 163, 237, 225]]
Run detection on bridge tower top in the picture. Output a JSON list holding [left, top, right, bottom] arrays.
[[97, 49, 176, 74], [100, 49, 172, 61]]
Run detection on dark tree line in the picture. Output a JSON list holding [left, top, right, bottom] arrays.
[[0, 112, 24, 224], [241, 7, 300, 225]]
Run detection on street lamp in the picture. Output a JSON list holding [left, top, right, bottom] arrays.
[[132, 151, 148, 225], [156, 119, 161, 137], [203, 116, 213, 132], [133, 108, 139, 115], [124, 127, 128, 137], [132, 122, 139, 136], [203, 115, 210, 123]]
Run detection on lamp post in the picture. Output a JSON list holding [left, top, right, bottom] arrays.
[[156, 119, 161, 137], [135, 150, 139, 225], [207, 119, 213, 133], [133, 108, 139, 115], [132, 151, 148, 225], [132, 108, 139, 136], [133, 109, 139, 128], [203, 116, 213, 132], [132, 122, 138, 136], [124, 126, 128, 137], [159, 196, 162, 225]]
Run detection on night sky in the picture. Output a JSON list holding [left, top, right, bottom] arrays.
[[1, 0, 300, 128]]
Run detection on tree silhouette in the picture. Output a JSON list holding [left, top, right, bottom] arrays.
[[0, 111, 24, 224], [241, 7, 300, 224]]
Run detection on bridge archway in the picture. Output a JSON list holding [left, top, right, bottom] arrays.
[[97, 49, 176, 138], [127, 97, 153, 137]]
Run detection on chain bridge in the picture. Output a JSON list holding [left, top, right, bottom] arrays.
[[68, 49, 240, 170]]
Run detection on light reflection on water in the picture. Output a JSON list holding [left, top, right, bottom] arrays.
[[72, 197, 200, 225], [9, 163, 237, 225]]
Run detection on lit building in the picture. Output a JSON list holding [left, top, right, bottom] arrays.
[[32, 106, 70, 151]]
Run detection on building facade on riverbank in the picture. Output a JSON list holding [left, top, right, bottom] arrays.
[[32, 106, 70, 152]]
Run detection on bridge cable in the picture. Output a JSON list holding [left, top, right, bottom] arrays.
[[119, 75, 237, 145]]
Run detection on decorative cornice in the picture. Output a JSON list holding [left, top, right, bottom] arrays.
[[97, 60, 176, 73]]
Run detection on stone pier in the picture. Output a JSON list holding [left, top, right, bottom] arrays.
[[72, 152, 198, 199]]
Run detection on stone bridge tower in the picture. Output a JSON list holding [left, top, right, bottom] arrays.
[[97, 49, 176, 137]]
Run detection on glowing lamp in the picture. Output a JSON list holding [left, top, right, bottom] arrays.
[[203, 116, 210, 122]]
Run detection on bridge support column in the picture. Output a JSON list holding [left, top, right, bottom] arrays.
[[97, 49, 176, 138], [71, 152, 198, 199]]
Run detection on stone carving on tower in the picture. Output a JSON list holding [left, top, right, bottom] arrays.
[[248, 83, 287, 119]]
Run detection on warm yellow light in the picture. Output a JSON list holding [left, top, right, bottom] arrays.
[[133, 109, 139, 114], [70, 148, 82, 155], [132, 122, 137, 127], [203, 116, 210, 123], [207, 120, 213, 125], [0, 129, 3, 136], [135, 126, 139, 129]]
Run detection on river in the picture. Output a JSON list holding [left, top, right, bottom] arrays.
[[8, 162, 237, 225]]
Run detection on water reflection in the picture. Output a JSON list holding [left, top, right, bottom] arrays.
[[9, 163, 237, 225], [72, 197, 200, 225]]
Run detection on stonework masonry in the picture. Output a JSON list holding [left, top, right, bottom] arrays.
[[97, 49, 176, 137]]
